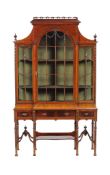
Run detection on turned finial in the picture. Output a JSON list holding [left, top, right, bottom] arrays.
[[84, 126, 87, 130], [24, 126, 27, 130], [94, 34, 97, 41], [14, 33, 17, 41]]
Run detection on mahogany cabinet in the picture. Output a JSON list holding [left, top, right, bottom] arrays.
[[14, 17, 97, 156]]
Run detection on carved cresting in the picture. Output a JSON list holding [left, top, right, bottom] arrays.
[[33, 16, 78, 19]]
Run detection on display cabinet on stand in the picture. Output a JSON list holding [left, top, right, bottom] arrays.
[[14, 17, 97, 156]]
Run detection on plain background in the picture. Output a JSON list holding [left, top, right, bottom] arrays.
[[0, 0, 109, 174]]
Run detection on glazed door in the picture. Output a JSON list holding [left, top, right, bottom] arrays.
[[37, 31, 74, 102], [78, 46, 94, 102], [17, 45, 33, 102]]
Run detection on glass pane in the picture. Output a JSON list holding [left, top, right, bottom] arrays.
[[19, 61, 24, 74], [56, 74, 64, 86], [79, 47, 93, 101], [39, 35, 46, 46], [24, 47, 32, 59], [86, 61, 92, 85], [38, 75, 55, 87], [26, 89, 32, 100], [56, 32, 64, 46], [79, 48, 85, 60], [65, 63, 73, 86], [65, 35, 72, 46], [38, 63, 54, 75], [47, 88, 55, 101], [79, 62, 85, 85], [19, 61, 24, 86], [66, 47, 73, 60], [65, 88, 73, 101], [38, 47, 46, 60], [85, 47, 92, 60], [19, 88, 25, 100], [37, 31, 74, 102], [38, 88, 46, 101], [56, 47, 64, 60], [56, 89, 64, 101], [19, 47, 24, 60], [18, 46, 32, 101], [38, 63, 55, 87], [86, 88, 92, 100], [79, 88, 85, 100], [38, 75, 47, 86], [56, 63, 64, 86], [38, 63, 46, 76], [19, 74, 24, 86], [47, 47, 55, 60], [47, 75, 55, 86], [47, 32, 55, 46], [25, 62, 32, 76], [25, 76, 32, 86]]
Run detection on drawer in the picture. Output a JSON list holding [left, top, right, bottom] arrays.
[[58, 110, 75, 117], [36, 111, 54, 117], [17, 111, 32, 117], [79, 111, 94, 117], [36, 110, 75, 117]]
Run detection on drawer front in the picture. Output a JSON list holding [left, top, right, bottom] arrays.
[[36, 110, 75, 118], [79, 110, 95, 119], [36, 111, 54, 117], [58, 111, 75, 117], [17, 111, 32, 118]]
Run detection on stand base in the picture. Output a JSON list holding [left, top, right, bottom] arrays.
[[15, 120, 97, 156]]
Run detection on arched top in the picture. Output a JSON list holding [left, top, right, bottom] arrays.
[[15, 17, 96, 45]]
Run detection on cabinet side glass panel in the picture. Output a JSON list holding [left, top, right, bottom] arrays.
[[18, 46, 32, 101], [79, 47, 93, 101], [38, 31, 74, 102]]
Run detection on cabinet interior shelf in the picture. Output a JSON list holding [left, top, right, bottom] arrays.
[[19, 58, 32, 62], [19, 86, 32, 89], [38, 86, 73, 89], [38, 59, 74, 63], [79, 59, 93, 62], [79, 85, 92, 88], [19, 73, 32, 77], [39, 45, 72, 47]]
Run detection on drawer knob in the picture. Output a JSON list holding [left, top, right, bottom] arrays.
[[84, 112, 89, 116], [64, 112, 70, 116], [21, 112, 28, 117], [42, 112, 47, 116]]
